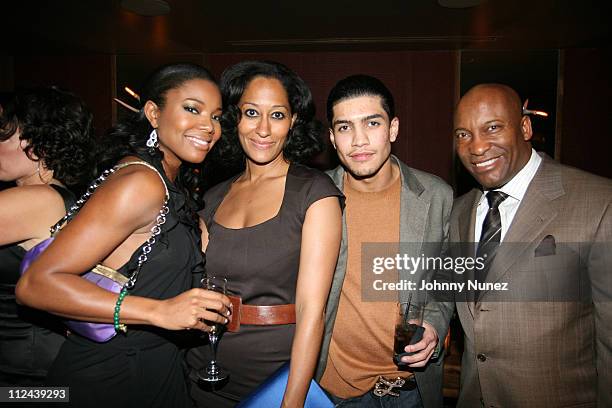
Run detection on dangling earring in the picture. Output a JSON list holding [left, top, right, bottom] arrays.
[[146, 129, 159, 153]]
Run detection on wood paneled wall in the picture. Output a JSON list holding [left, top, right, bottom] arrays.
[[559, 48, 612, 179], [207, 51, 458, 183], [8, 49, 608, 187]]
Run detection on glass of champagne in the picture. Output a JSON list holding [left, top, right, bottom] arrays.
[[197, 276, 229, 387], [393, 296, 425, 366]]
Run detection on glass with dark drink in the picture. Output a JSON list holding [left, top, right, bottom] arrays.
[[393, 299, 425, 366]]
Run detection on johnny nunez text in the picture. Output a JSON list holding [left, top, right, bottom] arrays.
[[371, 279, 509, 292]]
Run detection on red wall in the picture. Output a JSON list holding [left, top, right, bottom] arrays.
[[207, 51, 458, 183]]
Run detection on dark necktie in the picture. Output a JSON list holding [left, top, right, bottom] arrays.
[[474, 191, 508, 301]]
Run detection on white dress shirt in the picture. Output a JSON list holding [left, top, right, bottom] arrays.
[[474, 149, 542, 242]]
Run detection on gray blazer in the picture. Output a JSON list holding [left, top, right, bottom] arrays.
[[451, 154, 612, 407], [315, 155, 454, 408]]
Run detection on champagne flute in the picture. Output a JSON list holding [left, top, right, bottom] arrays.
[[197, 276, 229, 387]]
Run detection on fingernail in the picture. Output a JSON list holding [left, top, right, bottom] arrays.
[[226, 310, 231, 316], [225, 318, 229, 324]]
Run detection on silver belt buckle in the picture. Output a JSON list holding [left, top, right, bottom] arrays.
[[372, 376, 406, 397]]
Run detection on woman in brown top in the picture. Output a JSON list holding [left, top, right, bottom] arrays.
[[188, 61, 343, 407]]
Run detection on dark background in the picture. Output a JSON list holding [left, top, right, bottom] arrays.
[[2, 0, 610, 191], [1, 1, 610, 400]]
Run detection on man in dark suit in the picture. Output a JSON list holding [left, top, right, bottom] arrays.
[[451, 83, 611, 407]]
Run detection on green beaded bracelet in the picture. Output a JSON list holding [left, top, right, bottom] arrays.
[[113, 288, 128, 333]]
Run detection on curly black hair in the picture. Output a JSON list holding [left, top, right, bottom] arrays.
[[0, 86, 95, 191], [97, 63, 218, 219], [212, 60, 323, 173]]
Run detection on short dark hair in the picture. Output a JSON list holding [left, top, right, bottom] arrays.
[[215, 60, 322, 168], [326, 75, 395, 125], [0, 86, 95, 189]]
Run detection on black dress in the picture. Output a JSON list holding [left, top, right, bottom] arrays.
[[0, 185, 72, 386], [187, 163, 343, 407], [45, 156, 201, 408]]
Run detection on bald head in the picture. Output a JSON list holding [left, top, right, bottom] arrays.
[[454, 83, 533, 189], [456, 84, 523, 123]]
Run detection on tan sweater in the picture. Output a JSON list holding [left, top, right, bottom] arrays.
[[320, 174, 412, 398]]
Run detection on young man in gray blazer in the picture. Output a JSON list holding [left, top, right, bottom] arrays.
[[451, 83, 611, 407], [315, 75, 454, 408]]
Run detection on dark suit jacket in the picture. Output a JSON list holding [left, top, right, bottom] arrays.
[[451, 154, 612, 407], [316, 156, 454, 408]]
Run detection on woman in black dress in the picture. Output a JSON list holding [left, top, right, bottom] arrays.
[[0, 87, 94, 385], [16, 64, 231, 407], [188, 61, 343, 407]]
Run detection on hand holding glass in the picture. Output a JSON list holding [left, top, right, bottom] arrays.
[[197, 276, 229, 387], [393, 300, 425, 366]]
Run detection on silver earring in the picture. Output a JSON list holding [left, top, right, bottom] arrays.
[[146, 129, 159, 149]]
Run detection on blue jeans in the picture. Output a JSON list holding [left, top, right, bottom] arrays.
[[329, 387, 424, 408]]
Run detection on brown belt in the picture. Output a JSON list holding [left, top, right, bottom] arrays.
[[227, 295, 295, 332]]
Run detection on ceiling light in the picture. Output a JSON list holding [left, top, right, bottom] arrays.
[[124, 86, 140, 101], [523, 109, 549, 117]]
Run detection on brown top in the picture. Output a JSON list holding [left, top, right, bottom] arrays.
[[320, 174, 412, 398], [187, 163, 344, 404]]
